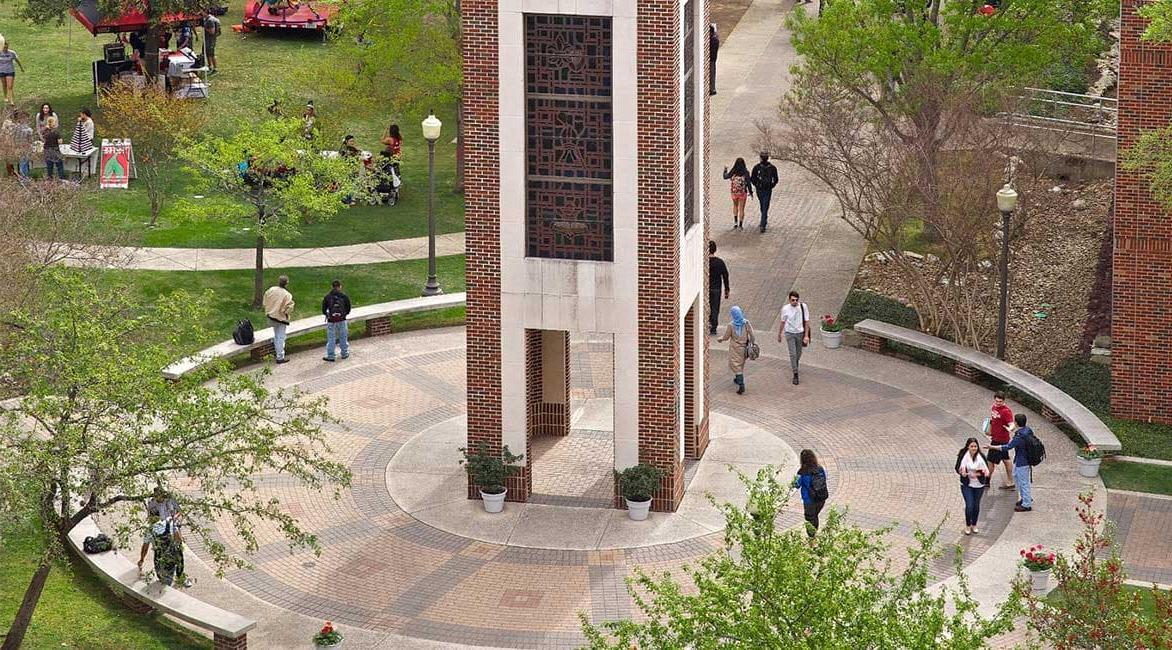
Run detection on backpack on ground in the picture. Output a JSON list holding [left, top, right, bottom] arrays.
[[1025, 432, 1046, 466], [83, 534, 113, 554], [809, 469, 829, 501], [232, 319, 254, 345]]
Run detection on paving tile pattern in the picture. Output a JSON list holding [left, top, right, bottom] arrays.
[[1107, 491, 1172, 585]]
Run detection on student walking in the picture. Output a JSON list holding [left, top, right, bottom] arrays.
[[777, 290, 810, 385], [722, 158, 752, 230], [321, 279, 352, 362], [708, 24, 719, 96], [0, 38, 25, 107], [794, 449, 829, 538], [263, 275, 295, 364], [716, 305, 754, 394], [983, 392, 1016, 489], [749, 151, 779, 233], [990, 414, 1038, 512], [708, 240, 730, 335], [955, 437, 991, 535]]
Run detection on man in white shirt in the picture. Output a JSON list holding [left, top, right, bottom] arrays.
[[777, 290, 810, 385]]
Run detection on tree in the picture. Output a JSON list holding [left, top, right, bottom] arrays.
[[1139, 0, 1172, 43], [0, 270, 351, 649], [176, 117, 367, 308], [1122, 123, 1172, 212], [97, 83, 209, 226], [324, 0, 464, 188], [580, 468, 1018, 648], [1014, 491, 1172, 648]]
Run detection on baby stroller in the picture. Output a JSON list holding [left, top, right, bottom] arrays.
[[374, 155, 401, 206]]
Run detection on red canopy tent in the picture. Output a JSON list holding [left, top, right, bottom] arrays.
[[70, 0, 201, 35]]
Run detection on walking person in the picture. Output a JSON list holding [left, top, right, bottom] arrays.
[[794, 449, 829, 538], [722, 158, 752, 230], [0, 37, 25, 107], [321, 279, 351, 362], [955, 437, 991, 535], [708, 24, 719, 96], [136, 488, 192, 587], [42, 115, 64, 180], [989, 414, 1037, 512], [777, 291, 810, 385], [708, 240, 730, 335], [750, 151, 779, 233], [202, 9, 222, 74], [716, 306, 755, 394], [983, 392, 1016, 490], [263, 275, 295, 364]]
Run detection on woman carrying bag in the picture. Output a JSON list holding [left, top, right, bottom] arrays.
[[955, 437, 992, 535], [716, 305, 757, 394]]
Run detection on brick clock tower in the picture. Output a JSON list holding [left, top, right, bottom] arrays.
[[463, 0, 711, 511], [1116, 0, 1172, 424]]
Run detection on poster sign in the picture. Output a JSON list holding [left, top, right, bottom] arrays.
[[99, 139, 134, 189]]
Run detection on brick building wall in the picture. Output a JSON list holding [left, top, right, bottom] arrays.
[[1115, 0, 1172, 423]]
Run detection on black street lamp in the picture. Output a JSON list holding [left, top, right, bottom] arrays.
[[995, 183, 1019, 360], [421, 111, 443, 297]]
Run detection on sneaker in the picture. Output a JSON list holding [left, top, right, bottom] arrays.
[[183, 576, 194, 588], [1000, 484, 1016, 490], [971, 526, 979, 534], [1014, 505, 1032, 512], [322, 356, 336, 362], [963, 527, 971, 535], [275, 358, 289, 364], [793, 373, 799, 385], [736, 384, 745, 395], [341, 353, 349, 359]]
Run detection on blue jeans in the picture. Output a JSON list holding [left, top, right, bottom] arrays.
[[46, 159, 65, 179], [1014, 465, 1033, 508], [960, 483, 985, 526], [17, 157, 31, 178], [326, 320, 349, 359], [269, 320, 288, 360]]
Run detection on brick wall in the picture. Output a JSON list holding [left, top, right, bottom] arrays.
[[1114, 0, 1172, 424], [702, 0, 712, 456]]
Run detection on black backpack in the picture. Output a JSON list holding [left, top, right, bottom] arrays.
[[326, 293, 347, 323], [232, 319, 254, 345], [809, 469, 829, 501], [1025, 432, 1046, 467], [83, 534, 113, 554]]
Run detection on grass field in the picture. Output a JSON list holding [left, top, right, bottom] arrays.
[[2, 2, 464, 248], [1100, 460, 1172, 497], [0, 526, 209, 649]]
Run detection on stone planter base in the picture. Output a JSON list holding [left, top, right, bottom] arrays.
[[821, 329, 843, 349], [1029, 569, 1051, 593], [625, 497, 652, 521], [1077, 457, 1102, 478], [480, 489, 507, 513]]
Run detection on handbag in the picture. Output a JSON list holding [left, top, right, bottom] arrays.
[[745, 322, 760, 361]]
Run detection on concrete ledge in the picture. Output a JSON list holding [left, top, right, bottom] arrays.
[[162, 293, 466, 380], [66, 517, 256, 641], [854, 319, 1121, 451]]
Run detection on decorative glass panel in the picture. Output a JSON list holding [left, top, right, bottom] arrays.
[[683, 0, 696, 232]]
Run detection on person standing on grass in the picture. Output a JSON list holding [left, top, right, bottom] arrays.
[[9, 109, 33, 179], [34, 103, 56, 140], [321, 279, 352, 362], [989, 413, 1037, 512], [0, 37, 26, 107], [777, 290, 810, 385], [203, 10, 222, 74], [794, 449, 829, 538], [955, 437, 991, 535], [263, 275, 295, 364], [749, 151, 778, 233], [984, 392, 1015, 489], [42, 115, 64, 180], [708, 240, 730, 335], [716, 305, 754, 395]]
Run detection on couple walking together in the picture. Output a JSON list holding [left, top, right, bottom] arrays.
[[716, 291, 810, 394]]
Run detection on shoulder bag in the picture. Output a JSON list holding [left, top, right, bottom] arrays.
[[745, 321, 760, 361]]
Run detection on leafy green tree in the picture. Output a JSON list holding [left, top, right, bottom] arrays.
[[176, 117, 367, 308], [1139, 0, 1172, 43], [0, 270, 351, 649], [581, 468, 1018, 648]]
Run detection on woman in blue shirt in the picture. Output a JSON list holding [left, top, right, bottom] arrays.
[[794, 449, 828, 538]]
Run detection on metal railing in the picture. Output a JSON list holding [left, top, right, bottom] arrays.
[[1005, 87, 1117, 135]]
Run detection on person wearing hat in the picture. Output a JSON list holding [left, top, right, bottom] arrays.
[[750, 151, 779, 233]]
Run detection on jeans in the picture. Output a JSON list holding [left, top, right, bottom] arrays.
[[734, 373, 744, 388], [1014, 465, 1033, 508], [270, 320, 288, 360], [326, 320, 349, 359], [17, 157, 31, 178], [803, 499, 826, 537], [709, 289, 722, 334], [46, 158, 65, 179], [960, 483, 985, 526], [785, 330, 804, 373], [757, 188, 772, 229]]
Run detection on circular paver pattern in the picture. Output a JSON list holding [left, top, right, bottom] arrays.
[[186, 327, 1049, 649]]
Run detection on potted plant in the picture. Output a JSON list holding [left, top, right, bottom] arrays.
[[616, 464, 665, 521], [1020, 545, 1056, 592], [313, 621, 343, 648], [820, 314, 844, 349], [459, 442, 523, 513], [1076, 444, 1104, 477]]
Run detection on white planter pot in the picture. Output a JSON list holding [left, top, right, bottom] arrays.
[[1029, 568, 1051, 593], [315, 639, 342, 649], [821, 329, 843, 349], [625, 497, 652, 521], [1077, 457, 1102, 478], [480, 488, 507, 513]]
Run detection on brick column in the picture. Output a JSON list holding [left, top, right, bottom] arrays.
[[861, 333, 884, 354], [213, 634, 247, 650], [249, 342, 275, 361], [953, 361, 980, 382], [1040, 405, 1064, 425], [684, 304, 709, 459], [366, 316, 392, 337]]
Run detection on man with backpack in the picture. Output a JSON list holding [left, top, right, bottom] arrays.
[[989, 413, 1044, 512], [321, 279, 351, 362], [749, 151, 779, 233]]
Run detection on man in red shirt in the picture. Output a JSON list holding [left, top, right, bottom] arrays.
[[984, 392, 1016, 489]]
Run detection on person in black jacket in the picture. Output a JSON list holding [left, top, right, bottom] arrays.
[[709, 24, 719, 96], [955, 437, 991, 535], [321, 279, 352, 362], [750, 152, 779, 233], [708, 240, 730, 335]]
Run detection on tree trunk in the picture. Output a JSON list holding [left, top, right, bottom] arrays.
[[2, 554, 52, 650], [455, 98, 465, 193], [252, 234, 265, 310], [144, 25, 163, 86]]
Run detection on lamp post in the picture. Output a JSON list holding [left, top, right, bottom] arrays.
[[421, 111, 443, 296], [995, 183, 1018, 360]]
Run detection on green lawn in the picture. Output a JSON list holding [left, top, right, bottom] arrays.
[[0, 526, 209, 649], [1046, 584, 1167, 619], [1100, 460, 1172, 497], [2, 2, 464, 248]]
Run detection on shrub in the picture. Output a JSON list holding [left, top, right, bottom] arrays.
[[459, 442, 524, 494], [1042, 60, 1091, 95], [1048, 358, 1110, 415], [616, 464, 665, 502], [820, 314, 844, 332], [836, 289, 920, 330], [1020, 545, 1056, 571]]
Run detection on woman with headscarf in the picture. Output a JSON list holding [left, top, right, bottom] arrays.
[[716, 305, 755, 394]]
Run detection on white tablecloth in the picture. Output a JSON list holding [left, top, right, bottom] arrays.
[[59, 145, 99, 178]]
